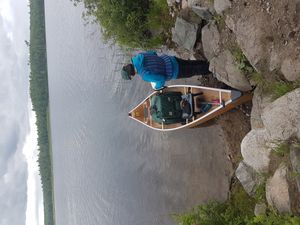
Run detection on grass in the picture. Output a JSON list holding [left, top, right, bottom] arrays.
[[269, 80, 300, 99], [250, 72, 300, 99], [173, 181, 300, 225], [255, 182, 266, 203], [253, 172, 271, 204], [230, 45, 300, 99], [173, 183, 256, 225], [174, 139, 300, 225], [289, 171, 300, 179], [271, 140, 290, 157], [231, 46, 255, 76], [213, 14, 225, 29]]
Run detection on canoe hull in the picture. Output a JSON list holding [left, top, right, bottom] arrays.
[[129, 85, 252, 131]]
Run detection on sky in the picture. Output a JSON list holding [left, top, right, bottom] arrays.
[[0, 0, 44, 225]]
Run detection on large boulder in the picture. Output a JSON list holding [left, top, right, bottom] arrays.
[[224, 1, 300, 75], [266, 164, 292, 213], [261, 88, 300, 140], [269, 47, 281, 72], [230, 13, 269, 72], [191, 6, 213, 21], [172, 17, 199, 51], [188, 0, 201, 6], [235, 161, 262, 196], [281, 58, 300, 82], [214, 0, 231, 14], [250, 87, 272, 129], [201, 22, 221, 61], [209, 50, 252, 91], [178, 7, 203, 24], [188, 0, 215, 12], [241, 129, 271, 173]]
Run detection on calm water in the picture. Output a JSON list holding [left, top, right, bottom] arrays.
[[45, 1, 232, 225]]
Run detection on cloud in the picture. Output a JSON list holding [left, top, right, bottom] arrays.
[[0, 0, 34, 225], [0, 144, 28, 225], [24, 111, 44, 225]]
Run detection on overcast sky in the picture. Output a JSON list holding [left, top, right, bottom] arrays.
[[0, 0, 44, 225]]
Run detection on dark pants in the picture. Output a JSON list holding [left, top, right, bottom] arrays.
[[175, 57, 210, 79]]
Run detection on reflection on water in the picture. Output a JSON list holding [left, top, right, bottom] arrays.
[[45, 1, 232, 225]]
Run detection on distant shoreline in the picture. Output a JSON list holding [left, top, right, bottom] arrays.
[[29, 0, 55, 224]]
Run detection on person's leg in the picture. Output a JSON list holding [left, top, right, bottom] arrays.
[[175, 57, 210, 79]]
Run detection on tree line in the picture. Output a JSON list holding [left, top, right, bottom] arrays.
[[29, 0, 55, 225]]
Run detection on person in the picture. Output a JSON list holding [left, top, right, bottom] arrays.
[[121, 50, 210, 90]]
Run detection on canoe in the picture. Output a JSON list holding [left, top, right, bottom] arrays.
[[128, 85, 252, 131]]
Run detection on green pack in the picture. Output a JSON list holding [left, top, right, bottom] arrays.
[[150, 92, 184, 124]]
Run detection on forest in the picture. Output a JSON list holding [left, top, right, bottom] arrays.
[[29, 0, 55, 224]]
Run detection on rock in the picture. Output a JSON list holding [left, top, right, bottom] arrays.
[[178, 7, 202, 24], [181, 0, 189, 9], [254, 203, 267, 216], [188, 0, 201, 6], [201, 22, 221, 61], [290, 144, 300, 192], [191, 6, 213, 21], [281, 58, 300, 81], [209, 50, 252, 91], [241, 129, 271, 173], [261, 88, 300, 140], [172, 17, 199, 51], [214, 0, 231, 14], [250, 87, 272, 129], [229, 13, 270, 72], [266, 164, 291, 213], [188, 0, 215, 13], [225, 15, 235, 31], [269, 47, 281, 72], [236, 161, 262, 196], [167, 0, 176, 6]]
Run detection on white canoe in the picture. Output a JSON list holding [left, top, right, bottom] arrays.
[[129, 85, 252, 131]]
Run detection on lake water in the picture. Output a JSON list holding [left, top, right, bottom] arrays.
[[45, 1, 232, 225]]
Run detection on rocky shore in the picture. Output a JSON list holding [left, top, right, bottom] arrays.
[[167, 0, 300, 216]]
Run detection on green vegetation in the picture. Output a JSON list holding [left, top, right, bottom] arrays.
[[175, 140, 300, 225], [273, 81, 300, 99], [73, 0, 173, 48], [174, 183, 300, 225], [173, 183, 255, 225], [247, 212, 300, 225], [254, 181, 266, 203], [231, 46, 255, 76], [213, 14, 225, 29], [230, 46, 300, 99], [252, 72, 300, 99], [29, 0, 55, 224], [258, 78, 300, 99], [271, 140, 290, 157]]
